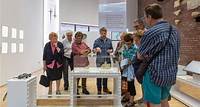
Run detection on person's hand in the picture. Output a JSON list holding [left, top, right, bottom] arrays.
[[107, 49, 112, 53], [96, 47, 101, 53], [80, 50, 86, 55], [128, 60, 132, 65], [56, 47, 60, 52], [53, 43, 57, 47]]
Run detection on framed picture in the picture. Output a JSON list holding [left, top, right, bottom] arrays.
[[111, 31, 121, 41]]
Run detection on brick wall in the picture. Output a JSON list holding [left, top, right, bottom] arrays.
[[138, 0, 200, 65]]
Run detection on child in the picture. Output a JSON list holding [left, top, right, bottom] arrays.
[[121, 33, 138, 107]]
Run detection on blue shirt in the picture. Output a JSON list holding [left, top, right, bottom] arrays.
[[93, 37, 113, 66], [139, 20, 180, 86]]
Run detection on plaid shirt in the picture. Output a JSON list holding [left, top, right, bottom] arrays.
[[139, 20, 180, 86]]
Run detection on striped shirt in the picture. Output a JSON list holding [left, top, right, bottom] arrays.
[[139, 20, 180, 86]]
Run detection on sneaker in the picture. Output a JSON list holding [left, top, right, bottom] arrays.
[[98, 91, 101, 98], [103, 88, 112, 94], [82, 88, 90, 95], [48, 90, 52, 95], [56, 90, 61, 95], [77, 90, 80, 98], [64, 87, 68, 91], [135, 98, 143, 104], [124, 101, 135, 107]]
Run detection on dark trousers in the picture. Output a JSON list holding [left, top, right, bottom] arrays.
[[97, 78, 108, 91], [96, 62, 110, 91], [122, 77, 136, 96], [77, 78, 87, 89], [128, 80, 136, 96], [63, 56, 73, 88]]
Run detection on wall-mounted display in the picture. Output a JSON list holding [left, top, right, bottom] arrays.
[[19, 30, 24, 39], [11, 43, 17, 53], [11, 28, 17, 38], [19, 43, 24, 53], [2, 42, 8, 54], [2, 26, 8, 37]]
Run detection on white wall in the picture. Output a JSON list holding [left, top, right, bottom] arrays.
[[0, 0, 2, 85], [59, 0, 99, 25], [0, 0, 43, 85], [44, 0, 59, 45], [126, 0, 138, 31]]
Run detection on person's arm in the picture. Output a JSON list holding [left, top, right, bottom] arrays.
[[83, 42, 91, 55], [107, 39, 113, 53]]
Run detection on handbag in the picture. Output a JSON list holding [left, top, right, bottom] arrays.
[[39, 72, 50, 87], [133, 24, 172, 84]]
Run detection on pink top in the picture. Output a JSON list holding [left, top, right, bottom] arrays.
[[72, 42, 91, 67], [47, 42, 63, 69]]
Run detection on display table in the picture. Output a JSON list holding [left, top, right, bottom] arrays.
[[70, 67, 121, 107], [7, 76, 37, 107]]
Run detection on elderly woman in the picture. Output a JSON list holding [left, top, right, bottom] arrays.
[[72, 31, 91, 95], [43, 32, 64, 95]]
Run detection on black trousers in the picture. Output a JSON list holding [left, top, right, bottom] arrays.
[[63, 56, 74, 88], [122, 77, 136, 96]]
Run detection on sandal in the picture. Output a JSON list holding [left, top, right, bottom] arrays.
[[125, 101, 135, 107], [121, 96, 129, 103]]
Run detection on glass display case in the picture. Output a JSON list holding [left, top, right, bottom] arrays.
[[70, 55, 121, 107], [171, 61, 200, 106]]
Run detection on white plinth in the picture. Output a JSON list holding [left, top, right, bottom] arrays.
[[7, 76, 37, 107]]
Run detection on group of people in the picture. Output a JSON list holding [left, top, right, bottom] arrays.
[[43, 3, 180, 107], [43, 27, 114, 95]]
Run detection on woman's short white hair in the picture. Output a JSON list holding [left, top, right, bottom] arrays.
[[65, 30, 73, 35]]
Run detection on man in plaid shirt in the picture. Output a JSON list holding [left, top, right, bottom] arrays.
[[137, 3, 180, 107]]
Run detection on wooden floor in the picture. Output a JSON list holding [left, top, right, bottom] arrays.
[[0, 70, 187, 107]]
